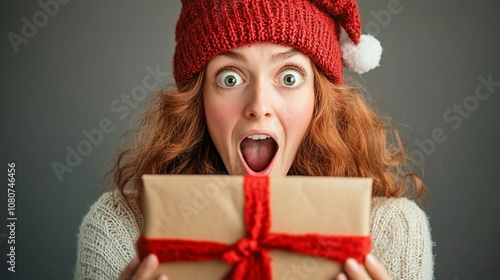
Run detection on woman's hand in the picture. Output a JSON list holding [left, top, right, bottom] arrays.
[[117, 253, 386, 280], [336, 254, 391, 280], [118, 254, 168, 280]]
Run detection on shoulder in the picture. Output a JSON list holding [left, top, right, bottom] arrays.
[[77, 191, 143, 239], [369, 197, 435, 280], [82, 191, 142, 227], [73, 191, 143, 279], [370, 196, 429, 226]]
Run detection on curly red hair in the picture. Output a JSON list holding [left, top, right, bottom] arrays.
[[112, 64, 423, 206]]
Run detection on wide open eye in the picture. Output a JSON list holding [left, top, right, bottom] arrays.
[[279, 70, 303, 87], [217, 70, 243, 88]]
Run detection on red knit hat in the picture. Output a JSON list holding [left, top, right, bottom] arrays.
[[173, 0, 382, 87]]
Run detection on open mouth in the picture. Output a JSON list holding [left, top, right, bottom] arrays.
[[239, 133, 278, 174]]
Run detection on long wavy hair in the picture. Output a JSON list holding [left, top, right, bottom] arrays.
[[112, 64, 423, 207]]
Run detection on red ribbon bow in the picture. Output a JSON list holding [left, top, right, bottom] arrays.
[[137, 176, 371, 279]]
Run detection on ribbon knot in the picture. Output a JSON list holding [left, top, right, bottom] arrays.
[[222, 237, 259, 264]]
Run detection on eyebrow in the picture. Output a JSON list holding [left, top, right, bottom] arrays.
[[220, 51, 246, 62], [220, 48, 301, 63], [270, 48, 301, 64]]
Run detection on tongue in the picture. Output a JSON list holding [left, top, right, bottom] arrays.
[[240, 138, 277, 172]]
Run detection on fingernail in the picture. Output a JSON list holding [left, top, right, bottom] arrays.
[[144, 254, 157, 268], [345, 258, 359, 272], [337, 272, 348, 280], [366, 253, 376, 265], [157, 275, 168, 280]]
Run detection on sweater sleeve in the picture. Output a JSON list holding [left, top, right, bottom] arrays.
[[370, 197, 434, 280], [73, 191, 143, 280]]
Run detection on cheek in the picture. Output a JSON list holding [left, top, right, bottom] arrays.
[[282, 95, 314, 141], [205, 100, 223, 126], [204, 98, 238, 147]]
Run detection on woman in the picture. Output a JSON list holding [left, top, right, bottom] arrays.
[[74, 0, 434, 279]]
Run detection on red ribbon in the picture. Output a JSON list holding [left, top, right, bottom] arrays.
[[137, 176, 371, 279]]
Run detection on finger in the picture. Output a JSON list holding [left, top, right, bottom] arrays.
[[131, 254, 159, 280], [156, 274, 169, 280], [364, 254, 391, 280], [343, 258, 371, 280], [118, 256, 140, 280], [336, 272, 348, 280]]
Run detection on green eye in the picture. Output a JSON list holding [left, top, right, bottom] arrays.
[[279, 70, 302, 87], [283, 74, 296, 86], [217, 71, 243, 88]]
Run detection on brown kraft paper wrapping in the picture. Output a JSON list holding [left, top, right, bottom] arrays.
[[140, 175, 372, 279]]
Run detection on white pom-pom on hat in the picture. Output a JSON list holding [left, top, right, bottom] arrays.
[[341, 34, 383, 74]]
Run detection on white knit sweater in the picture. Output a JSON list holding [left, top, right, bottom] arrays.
[[73, 191, 434, 279]]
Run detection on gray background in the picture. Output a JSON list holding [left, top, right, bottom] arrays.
[[0, 0, 499, 279]]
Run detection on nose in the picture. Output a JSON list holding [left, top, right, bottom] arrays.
[[244, 83, 273, 120]]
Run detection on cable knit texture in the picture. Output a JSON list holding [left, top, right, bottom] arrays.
[[73, 192, 143, 280], [73, 192, 434, 280]]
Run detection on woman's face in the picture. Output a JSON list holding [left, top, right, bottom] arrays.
[[203, 43, 315, 176]]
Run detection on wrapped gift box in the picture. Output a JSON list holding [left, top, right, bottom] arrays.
[[137, 175, 372, 279]]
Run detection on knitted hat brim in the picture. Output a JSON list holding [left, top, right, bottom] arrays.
[[174, 0, 343, 87]]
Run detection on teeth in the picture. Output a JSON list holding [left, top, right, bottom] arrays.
[[247, 134, 271, 140]]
